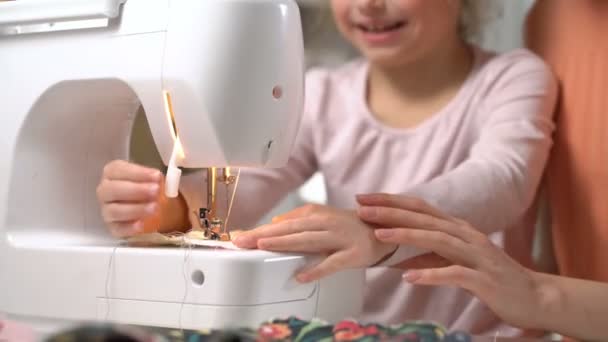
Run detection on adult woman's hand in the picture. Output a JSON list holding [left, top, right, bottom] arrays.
[[356, 193, 547, 330]]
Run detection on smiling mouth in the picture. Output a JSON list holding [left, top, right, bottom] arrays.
[[356, 21, 407, 33]]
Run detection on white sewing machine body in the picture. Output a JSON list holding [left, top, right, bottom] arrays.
[[0, 0, 364, 333]]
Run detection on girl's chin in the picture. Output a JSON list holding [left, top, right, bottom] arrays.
[[361, 49, 413, 68]]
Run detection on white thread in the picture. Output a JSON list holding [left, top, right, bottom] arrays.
[[104, 242, 122, 322], [178, 235, 193, 331], [223, 168, 241, 232], [225, 182, 230, 224], [494, 330, 500, 342]]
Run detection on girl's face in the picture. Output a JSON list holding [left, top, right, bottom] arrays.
[[331, 0, 463, 67]]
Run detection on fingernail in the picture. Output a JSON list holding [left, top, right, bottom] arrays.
[[375, 229, 394, 239], [257, 239, 271, 249], [149, 184, 159, 196], [357, 194, 378, 201], [358, 206, 377, 218], [234, 235, 254, 248], [149, 170, 161, 180], [296, 273, 310, 283], [132, 221, 143, 232], [403, 271, 421, 283], [145, 203, 157, 214]]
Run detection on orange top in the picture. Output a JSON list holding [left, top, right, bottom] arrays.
[[527, 0, 608, 281]]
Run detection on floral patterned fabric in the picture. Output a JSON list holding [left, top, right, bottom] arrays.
[[46, 317, 471, 342]]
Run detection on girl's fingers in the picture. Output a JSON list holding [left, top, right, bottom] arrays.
[[102, 202, 157, 223], [103, 160, 162, 183], [257, 231, 337, 253], [404, 265, 488, 297], [109, 221, 144, 238], [375, 228, 477, 267], [97, 180, 160, 203], [296, 251, 350, 283], [271, 204, 322, 223], [233, 217, 326, 248]]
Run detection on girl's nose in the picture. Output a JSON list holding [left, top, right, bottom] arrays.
[[356, 0, 387, 16]]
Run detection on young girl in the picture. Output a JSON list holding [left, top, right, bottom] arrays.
[[96, 0, 557, 336]]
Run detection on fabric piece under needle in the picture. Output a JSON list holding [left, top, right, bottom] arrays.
[[126, 230, 243, 250]]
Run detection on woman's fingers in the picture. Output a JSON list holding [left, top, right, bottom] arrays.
[[257, 231, 336, 253], [358, 205, 480, 243], [394, 252, 453, 270], [358, 206, 437, 227], [233, 217, 325, 248], [356, 194, 449, 219], [375, 228, 477, 267], [404, 265, 490, 298], [357, 194, 488, 244], [103, 160, 162, 183]]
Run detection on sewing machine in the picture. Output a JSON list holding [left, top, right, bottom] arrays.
[[0, 0, 364, 334]]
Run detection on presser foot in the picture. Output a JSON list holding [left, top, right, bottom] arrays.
[[199, 208, 231, 241], [201, 228, 231, 242]]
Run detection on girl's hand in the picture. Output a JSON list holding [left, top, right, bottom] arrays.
[[96, 160, 187, 238], [356, 193, 546, 330], [233, 204, 397, 283]]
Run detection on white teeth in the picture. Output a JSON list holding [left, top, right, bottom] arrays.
[[360, 22, 404, 33]]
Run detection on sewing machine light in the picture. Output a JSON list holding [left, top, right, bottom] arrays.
[[165, 138, 183, 198], [163, 90, 184, 198], [162, 90, 180, 142]]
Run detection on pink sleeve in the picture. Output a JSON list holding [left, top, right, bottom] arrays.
[[381, 56, 558, 266], [0, 319, 37, 341], [179, 70, 327, 230]]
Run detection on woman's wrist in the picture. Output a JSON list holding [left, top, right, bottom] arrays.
[[532, 271, 564, 331]]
